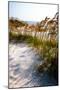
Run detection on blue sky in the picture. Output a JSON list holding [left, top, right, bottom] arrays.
[[9, 2, 58, 22]]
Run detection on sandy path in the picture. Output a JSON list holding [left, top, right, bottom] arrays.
[[9, 42, 57, 88]]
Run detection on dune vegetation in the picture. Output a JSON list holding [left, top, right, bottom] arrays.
[[9, 12, 58, 80]]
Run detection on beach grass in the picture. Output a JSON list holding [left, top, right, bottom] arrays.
[[9, 31, 58, 79]]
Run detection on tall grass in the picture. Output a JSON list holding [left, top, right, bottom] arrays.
[[9, 31, 58, 80]]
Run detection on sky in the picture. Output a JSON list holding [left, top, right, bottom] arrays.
[[9, 2, 58, 22]]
